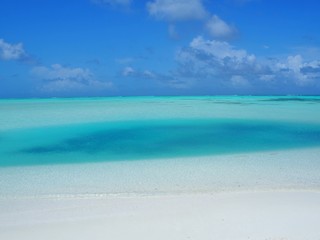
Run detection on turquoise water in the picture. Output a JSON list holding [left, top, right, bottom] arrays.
[[1, 96, 320, 195], [1, 119, 320, 167]]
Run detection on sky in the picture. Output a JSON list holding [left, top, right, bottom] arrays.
[[1, 0, 320, 98]]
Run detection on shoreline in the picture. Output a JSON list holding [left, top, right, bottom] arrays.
[[1, 187, 320, 200], [1, 147, 320, 198]]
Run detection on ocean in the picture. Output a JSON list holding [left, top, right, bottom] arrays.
[[1, 96, 320, 197]]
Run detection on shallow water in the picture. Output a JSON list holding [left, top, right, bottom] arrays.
[[1, 119, 320, 167], [1, 96, 320, 196]]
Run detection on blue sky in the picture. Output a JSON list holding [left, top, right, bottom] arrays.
[[1, 0, 320, 97]]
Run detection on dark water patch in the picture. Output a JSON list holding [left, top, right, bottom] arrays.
[[2, 119, 320, 166], [210, 101, 252, 105], [261, 97, 320, 103]]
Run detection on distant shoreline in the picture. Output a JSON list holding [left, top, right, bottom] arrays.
[[1, 94, 320, 101]]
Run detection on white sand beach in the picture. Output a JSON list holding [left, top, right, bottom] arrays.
[[1, 191, 320, 240], [1, 147, 320, 240]]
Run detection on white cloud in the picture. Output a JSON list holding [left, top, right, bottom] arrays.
[[206, 15, 237, 40], [122, 66, 135, 76], [122, 66, 157, 79], [0, 39, 26, 61], [32, 64, 112, 92], [276, 55, 320, 85], [173, 36, 320, 91], [147, 0, 207, 21], [287, 55, 303, 73], [290, 46, 320, 61], [143, 70, 156, 78], [33, 64, 92, 80], [175, 36, 259, 89], [185, 36, 256, 67]]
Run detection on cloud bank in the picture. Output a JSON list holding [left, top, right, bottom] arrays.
[[172, 36, 320, 91], [32, 64, 112, 92]]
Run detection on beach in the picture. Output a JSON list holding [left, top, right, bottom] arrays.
[[1, 96, 320, 239], [1, 191, 320, 240], [1, 147, 320, 240]]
